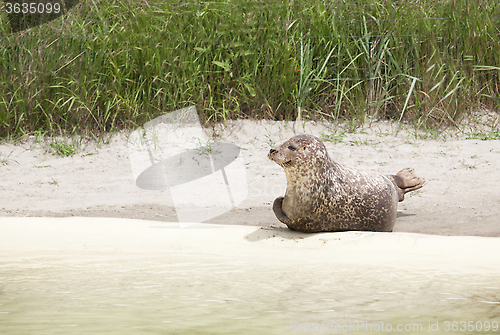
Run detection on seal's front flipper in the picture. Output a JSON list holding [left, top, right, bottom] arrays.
[[389, 168, 427, 202], [273, 196, 293, 225]]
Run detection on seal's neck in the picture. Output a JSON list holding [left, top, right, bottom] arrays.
[[284, 159, 339, 185]]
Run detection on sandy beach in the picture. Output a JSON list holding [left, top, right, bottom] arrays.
[[1, 119, 499, 237], [1, 119, 500, 333]]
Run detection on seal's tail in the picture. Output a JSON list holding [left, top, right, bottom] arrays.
[[388, 167, 427, 202]]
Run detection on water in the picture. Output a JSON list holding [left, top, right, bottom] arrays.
[[0, 218, 499, 334]]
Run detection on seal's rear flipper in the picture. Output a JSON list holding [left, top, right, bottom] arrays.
[[389, 168, 427, 202], [273, 197, 293, 225]]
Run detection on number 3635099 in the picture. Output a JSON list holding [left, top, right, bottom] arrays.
[[4, 2, 61, 14]]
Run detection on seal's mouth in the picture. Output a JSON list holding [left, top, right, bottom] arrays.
[[282, 160, 292, 167], [268, 149, 277, 161]]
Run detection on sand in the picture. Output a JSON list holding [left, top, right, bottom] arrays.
[[1, 119, 500, 237]]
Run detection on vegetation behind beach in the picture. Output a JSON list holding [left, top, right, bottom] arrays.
[[1, 0, 499, 138]]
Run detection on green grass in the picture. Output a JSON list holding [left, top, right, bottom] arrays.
[[320, 131, 344, 143], [1, 0, 499, 139], [49, 140, 78, 157], [463, 129, 500, 140]]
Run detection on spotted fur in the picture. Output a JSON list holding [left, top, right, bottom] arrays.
[[268, 134, 425, 233]]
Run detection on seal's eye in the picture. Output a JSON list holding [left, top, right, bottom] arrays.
[[288, 145, 296, 151]]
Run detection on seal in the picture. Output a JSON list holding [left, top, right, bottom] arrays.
[[268, 134, 426, 233]]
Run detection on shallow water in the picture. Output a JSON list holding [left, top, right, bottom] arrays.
[[2, 254, 499, 334], [1, 219, 499, 334]]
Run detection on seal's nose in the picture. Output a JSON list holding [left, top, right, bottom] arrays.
[[269, 148, 277, 155]]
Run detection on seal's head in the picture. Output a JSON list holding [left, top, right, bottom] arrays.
[[268, 134, 330, 169], [268, 134, 334, 187]]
